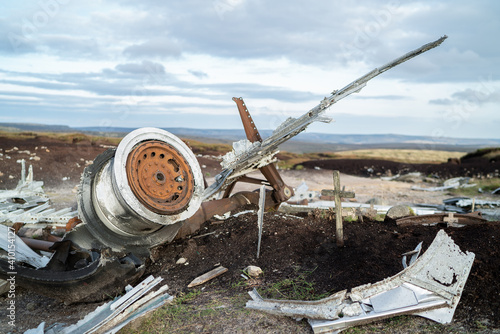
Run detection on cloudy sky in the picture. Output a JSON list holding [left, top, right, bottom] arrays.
[[0, 0, 499, 140]]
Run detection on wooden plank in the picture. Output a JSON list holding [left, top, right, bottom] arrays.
[[188, 266, 228, 288], [321, 189, 355, 198]]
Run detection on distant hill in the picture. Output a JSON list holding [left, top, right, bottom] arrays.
[[0, 123, 73, 133], [2, 122, 500, 153]]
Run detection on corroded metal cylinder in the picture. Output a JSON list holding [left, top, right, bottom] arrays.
[[78, 128, 204, 249]]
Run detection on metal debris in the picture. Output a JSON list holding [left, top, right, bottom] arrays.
[[0, 203, 77, 226], [0, 224, 50, 268], [279, 202, 436, 217], [257, 184, 266, 258], [402, 241, 422, 269], [247, 230, 474, 333], [287, 181, 320, 203], [0, 160, 48, 212], [27, 275, 173, 334], [395, 212, 488, 227], [0, 160, 76, 226], [456, 198, 500, 209], [411, 177, 476, 192]]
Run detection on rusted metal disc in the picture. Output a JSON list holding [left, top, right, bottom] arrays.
[[126, 140, 194, 215]]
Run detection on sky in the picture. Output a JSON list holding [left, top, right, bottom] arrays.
[[0, 0, 499, 140]]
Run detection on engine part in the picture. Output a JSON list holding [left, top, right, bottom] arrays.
[[78, 128, 204, 250]]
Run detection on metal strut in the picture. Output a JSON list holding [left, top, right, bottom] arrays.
[[225, 97, 293, 204]]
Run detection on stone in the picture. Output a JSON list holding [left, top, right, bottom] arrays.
[[386, 205, 414, 221], [176, 257, 187, 265], [362, 208, 378, 220], [365, 198, 384, 205], [245, 265, 263, 277], [26, 302, 37, 311]]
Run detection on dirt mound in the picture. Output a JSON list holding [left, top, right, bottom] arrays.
[[461, 147, 500, 162], [298, 158, 500, 179], [147, 212, 500, 330]]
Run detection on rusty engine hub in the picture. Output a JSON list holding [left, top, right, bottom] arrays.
[[126, 140, 195, 215], [77, 128, 204, 250]]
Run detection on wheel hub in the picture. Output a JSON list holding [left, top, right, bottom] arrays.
[[126, 140, 194, 215]]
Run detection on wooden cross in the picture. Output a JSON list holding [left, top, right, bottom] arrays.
[[321, 170, 355, 247], [443, 212, 459, 227]]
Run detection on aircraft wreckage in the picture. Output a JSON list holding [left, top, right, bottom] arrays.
[[0, 36, 455, 307]]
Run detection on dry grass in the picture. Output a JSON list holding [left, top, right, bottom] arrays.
[[182, 139, 232, 155], [332, 149, 466, 164], [277, 149, 466, 169]]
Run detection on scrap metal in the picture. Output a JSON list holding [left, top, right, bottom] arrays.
[[257, 184, 266, 258], [0, 224, 50, 268], [396, 211, 488, 227], [247, 230, 475, 333], [0, 159, 48, 212], [26, 275, 173, 334], [411, 177, 476, 192]]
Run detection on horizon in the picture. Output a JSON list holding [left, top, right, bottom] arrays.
[[2, 121, 500, 145]]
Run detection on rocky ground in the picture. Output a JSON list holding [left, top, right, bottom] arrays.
[[0, 134, 500, 333]]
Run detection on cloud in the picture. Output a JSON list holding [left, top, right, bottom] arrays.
[[429, 98, 451, 106], [451, 88, 500, 105], [41, 34, 101, 57], [123, 37, 182, 58], [352, 95, 410, 101], [115, 60, 166, 75], [189, 70, 208, 79], [0, 19, 37, 54], [430, 87, 500, 106]]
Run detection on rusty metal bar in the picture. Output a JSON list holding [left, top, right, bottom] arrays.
[[237, 175, 270, 186], [233, 97, 262, 142], [20, 237, 55, 252], [176, 190, 275, 239], [232, 97, 294, 203]]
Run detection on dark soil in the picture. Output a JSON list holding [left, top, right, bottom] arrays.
[[299, 157, 500, 179], [147, 212, 500, 331], [0, 135, 108, 189]]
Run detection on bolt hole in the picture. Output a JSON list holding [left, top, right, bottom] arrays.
[[151, 152, 156, 157], [160, 153, 165, 159], [143, 154, 147, 159], [138, 160, 141, 165], [177, 186, 183, 191], [155, 172, 165, 182], [168, 159, 180, 172]]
